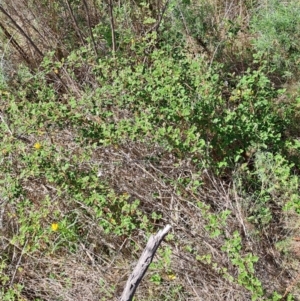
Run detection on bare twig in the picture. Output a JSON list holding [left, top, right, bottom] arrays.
[[82, 0, 98, 56], [64, 0, 85, 45], [10, 240, 28, 286], [0, 4, 43, 57], [0, 21, 31, 65], [119, 224, 172, 301], [146, 0, 170, 35], [108, 0, 116, 54]]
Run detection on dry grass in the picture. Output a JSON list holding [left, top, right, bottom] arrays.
[[2, 138, 299, 300]]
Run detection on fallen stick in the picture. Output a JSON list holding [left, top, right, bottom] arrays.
[[119, 224, 172, 301]]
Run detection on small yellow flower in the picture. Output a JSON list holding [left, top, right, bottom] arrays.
[[34, 142, 42, 149], [167, 273, 176, 280], [51, 223, 59, 231]]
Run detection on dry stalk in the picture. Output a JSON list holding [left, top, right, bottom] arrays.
[[108, 0, 116, 54], [0, 4, 43, 57], [64, 0, 85, 45]]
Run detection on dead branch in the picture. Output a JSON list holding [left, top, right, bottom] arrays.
[[108, 0, 116, 54], [119, 224, 172, 301], [0, 4, 43, 57]]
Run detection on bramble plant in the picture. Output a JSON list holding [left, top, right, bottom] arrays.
[[222, 231, 263, 301], [1, 0, 300, 300]]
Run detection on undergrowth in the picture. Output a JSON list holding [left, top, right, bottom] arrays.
[[1, 0, 300, 300]]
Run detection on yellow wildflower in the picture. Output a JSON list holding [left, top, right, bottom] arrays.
[[167, 273, 176, 280], [34, 142, 42, 149], [51, 223, 59, 231]]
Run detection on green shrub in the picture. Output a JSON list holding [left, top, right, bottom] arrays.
[[234, 151, 299, 226], [1, 7, 300, 298], [78, 44, 287, 172], [251, 0, 300, 79]]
